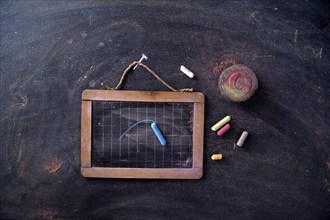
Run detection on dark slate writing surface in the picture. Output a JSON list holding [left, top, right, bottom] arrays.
[[91, 101, 193, 168]]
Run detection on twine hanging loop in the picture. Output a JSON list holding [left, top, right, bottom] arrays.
[[101, 61, 193, 92]]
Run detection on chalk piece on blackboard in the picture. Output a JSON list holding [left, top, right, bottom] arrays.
[[151, 122, 166, 146], [217, 123, 230, 136], [211, 115, 231, 131], [236, 131, 248, 147], [211, 154, 223, 160], [180, 65, 195, 78]]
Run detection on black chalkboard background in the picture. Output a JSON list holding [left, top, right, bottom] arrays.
[[1, 0, 329, 219]]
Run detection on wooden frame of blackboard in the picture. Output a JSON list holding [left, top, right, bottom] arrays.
[[81, 90, 204, 179]]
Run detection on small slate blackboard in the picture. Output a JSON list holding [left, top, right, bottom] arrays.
[[81, 90, 204, 179]]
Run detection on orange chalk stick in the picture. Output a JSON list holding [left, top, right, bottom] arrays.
[[211, 154, 223, 160]]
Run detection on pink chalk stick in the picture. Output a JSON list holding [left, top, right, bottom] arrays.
[[217, 123, 230, 136]]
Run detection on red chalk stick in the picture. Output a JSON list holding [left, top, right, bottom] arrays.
[[217, 123, 230, 136]]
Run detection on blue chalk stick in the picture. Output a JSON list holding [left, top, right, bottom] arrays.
[[151, 122, 166, 146]]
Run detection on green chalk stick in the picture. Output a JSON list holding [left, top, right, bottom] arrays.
[[211, 116, 231, 131]]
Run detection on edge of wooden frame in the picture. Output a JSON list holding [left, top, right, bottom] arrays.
[[81, 101, 92, 167], [81, 89, 205, 179], [192, 101, 204, 172], [81, 167, 203, 179], [82, 90, 204, 103]]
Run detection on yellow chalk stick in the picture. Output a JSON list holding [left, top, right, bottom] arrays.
[[211, 116, 231, 131], [211, 154, 223, 160]]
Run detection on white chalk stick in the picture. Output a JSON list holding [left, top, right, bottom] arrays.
[[180, 65, 195, 78], [236, 131, 249, 147]]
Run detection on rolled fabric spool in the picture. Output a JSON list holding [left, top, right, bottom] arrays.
[[218, 64, 258, 102]]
